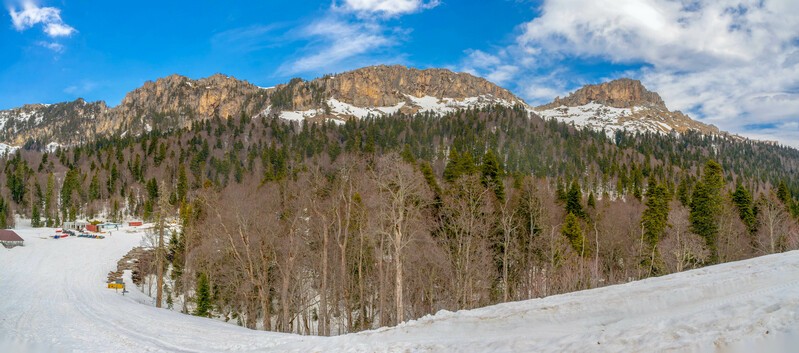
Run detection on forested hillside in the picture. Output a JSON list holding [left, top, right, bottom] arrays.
[[2, 105, 798, 335]]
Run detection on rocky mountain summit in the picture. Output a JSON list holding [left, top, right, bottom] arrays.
[[534, 79, 719, 135], [267, 65, 524, 121], [0, 66, 524, 147], [538, 78, 665, 109], [0, 99, 108, 146], [0, 74, 269, 147], [0, 66, 737, 148]]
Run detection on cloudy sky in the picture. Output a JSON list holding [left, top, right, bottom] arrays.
[[2, 0, 798, 147]]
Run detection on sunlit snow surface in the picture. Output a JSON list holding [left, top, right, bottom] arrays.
[[278, 95, 516, 123], [1, 222, 798, 352], [536, 103, 678, 137]]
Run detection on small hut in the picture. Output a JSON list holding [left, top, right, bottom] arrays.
[[0, 230, 24, 248]]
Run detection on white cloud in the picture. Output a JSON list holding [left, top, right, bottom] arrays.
[[279, 19, 394, 75], [464, 0, 799, 147], [280, 0, 436, 75], [8, 0, 75, 37], [460, 50, 521, 85], [36, 40, 63, 52], [338, 0, 440, 17]]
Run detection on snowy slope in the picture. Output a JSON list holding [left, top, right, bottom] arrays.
[[276, 95, 517, 123], [534, 102, 721, 138], [536, 103, 674, 136], [2, 224, 798, 352]]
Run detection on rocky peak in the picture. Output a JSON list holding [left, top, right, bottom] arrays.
[[274, 65, 525, 112], [116, 73, 268, 124], [540, 78, 665, 110], [324, 65, 522, 107], [534, 79, 719, 136]]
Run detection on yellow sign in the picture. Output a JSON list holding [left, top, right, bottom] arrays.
[[108, 282, 125, 289]]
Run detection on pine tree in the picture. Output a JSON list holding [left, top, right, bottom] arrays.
[[732, 184, 757, 234], [677, 175, 692, 206], [45, 173, 54, 227], [0, 197, 8, 229], [561, 212, 587, 255], [31, 204, 42, 228], [443, 149, 461, 182], [480, 150, 505, 201], [776, 180, 791, 205], [565, 181, 584, 218], [194, 272, 212, 317], [89, 173, 101, 201], [690, 160, 724, 263], [641, 179, 670, 274]]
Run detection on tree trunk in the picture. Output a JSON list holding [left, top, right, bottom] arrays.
[[394, 228, 404, 324], [320, 223, 329, 336]]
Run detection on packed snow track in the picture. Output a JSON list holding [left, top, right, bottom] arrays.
[[1, 225, 798, 352]]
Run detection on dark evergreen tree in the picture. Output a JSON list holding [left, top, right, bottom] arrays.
[[732, 184, 757, 234], [561, 212, 587, 255], [690, 160, 724, 263], [194, 272, 212, 318], [480, 150, 504, 201], [31, 204, 42, 228], [565, 181, 584, 218], [641, 179, 670, 274]]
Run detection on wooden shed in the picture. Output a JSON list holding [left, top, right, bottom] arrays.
[[0, 229, 24, 248]]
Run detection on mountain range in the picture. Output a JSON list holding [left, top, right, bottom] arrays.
[[0, 65, 766, 148]]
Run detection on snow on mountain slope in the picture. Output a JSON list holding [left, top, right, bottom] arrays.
[[275, 95, 516, 123], [2, 224, 798, 353], [534, 78, 720, 137], [535, 103, 692, 136]]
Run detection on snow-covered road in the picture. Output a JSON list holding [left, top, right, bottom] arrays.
[[2, 225, 798, 352]]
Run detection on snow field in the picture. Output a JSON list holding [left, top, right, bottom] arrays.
[[1, 223, 798, 352]]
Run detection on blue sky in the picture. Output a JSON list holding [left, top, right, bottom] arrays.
[[2, 0, 798, 147]]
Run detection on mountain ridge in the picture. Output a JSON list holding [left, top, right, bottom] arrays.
[[0, 66, 761, 148]]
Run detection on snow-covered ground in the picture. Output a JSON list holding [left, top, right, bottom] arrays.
[[2, 224, 798, 352], [535, 103, 677, 136], [276, 95, 518, 123]]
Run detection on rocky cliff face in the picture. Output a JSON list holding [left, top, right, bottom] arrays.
[[0, 75, 270, 146], [535, 79, 719, 135], [105, 74, 270, 134], [269, 65, 525, 119], [0, 67, 733, 148], [0, 99, 108, 146], [0, 65, 526, 146], [539, 79, 665, 110]]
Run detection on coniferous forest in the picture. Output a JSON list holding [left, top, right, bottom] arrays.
[[4, 105, 799, 335]]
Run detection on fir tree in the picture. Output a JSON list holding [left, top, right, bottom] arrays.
[[31, 204, 41, 228], [480, 150, 505, 201], [561, 212, 587, 256], [45, 173, 54, 227], [776, 180, 791, 205], [732, 184, 757, 234], [194, 272, 212, 318], [0, 197, 8, 229], [565, 181, 584, 218], [690, 160, 724, 263], [641, 179, 670, 274], [89, 173, 101, 201]]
